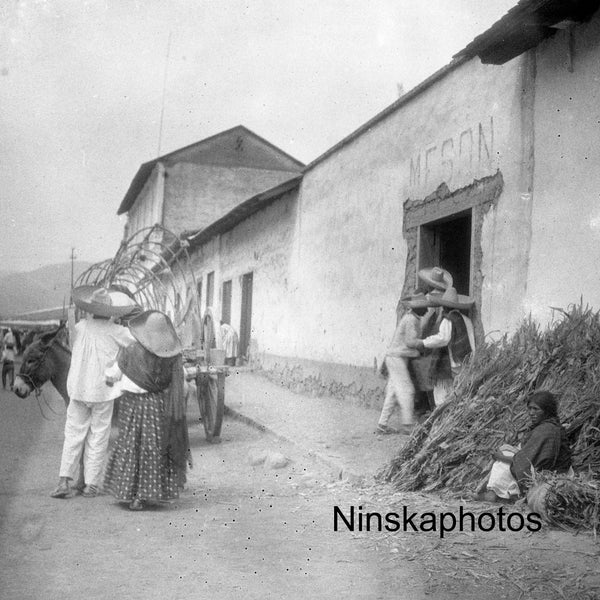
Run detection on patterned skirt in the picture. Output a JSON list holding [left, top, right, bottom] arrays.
[[104, 391, 183, 503]]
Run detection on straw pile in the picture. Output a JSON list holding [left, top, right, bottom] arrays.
[[382, 303, 600, 494], [527, 472, 600, 533]]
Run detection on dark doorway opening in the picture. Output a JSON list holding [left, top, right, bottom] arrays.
[[206, 271, 215, 309], [221, 280, 232, 324], [239, 272, 253, 363], [418, 210, 472, 295]]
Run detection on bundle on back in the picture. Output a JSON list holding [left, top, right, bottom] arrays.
[[382, 303, 600, 494]]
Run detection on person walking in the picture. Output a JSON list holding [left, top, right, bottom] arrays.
[[50, 286, 138, 499], [1, 328, 16, 390], [377, 293, 431, 434], [104, 310, 190, 511]]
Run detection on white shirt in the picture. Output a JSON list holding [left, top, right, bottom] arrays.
[[422, 314, 475, 368], [66, 317, 134, 403], [104, 361, 147, 400]]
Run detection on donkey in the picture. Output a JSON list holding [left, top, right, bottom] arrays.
[[13, 327, 71, 404], [12, 327, 87, 493]]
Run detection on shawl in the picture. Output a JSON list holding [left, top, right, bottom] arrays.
[[510, 417, 571, 492], [447, 310, 472, 363], [117, 341, 175, 393], [118, 342, 190, 479]]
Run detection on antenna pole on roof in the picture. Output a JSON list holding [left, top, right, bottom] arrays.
[[157, 31, 172, 158]]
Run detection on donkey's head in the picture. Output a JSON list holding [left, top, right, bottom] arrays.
[[13, 328, 63, 398]]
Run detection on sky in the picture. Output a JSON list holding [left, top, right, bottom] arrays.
[[0, 0, 517, 274]]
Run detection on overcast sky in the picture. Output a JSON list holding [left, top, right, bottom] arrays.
[[0, 0, 517, 273]]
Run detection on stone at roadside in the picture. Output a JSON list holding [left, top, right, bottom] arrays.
[[265, 452, 290, 469], [248, 449, 268, 466]]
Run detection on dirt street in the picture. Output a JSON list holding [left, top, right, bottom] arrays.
[[1, 383, 599, 600]]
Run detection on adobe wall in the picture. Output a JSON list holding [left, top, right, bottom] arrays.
[[162, 163, 297, 235], [287, 54, 528, 372], [526, 14, 600, 322]]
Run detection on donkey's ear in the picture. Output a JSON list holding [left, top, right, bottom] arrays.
[[38, 328, 59, 346]]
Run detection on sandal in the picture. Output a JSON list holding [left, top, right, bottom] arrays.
[[376, 424, 398, 435], [50, 482, 71, 499], [129, 498, 145, 511], [82, 484, 98, 498]]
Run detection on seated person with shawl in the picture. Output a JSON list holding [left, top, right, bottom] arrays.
[[480, 391, 571, 502], [104, 310, 190, 511]]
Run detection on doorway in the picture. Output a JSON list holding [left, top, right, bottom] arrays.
[[418, 210, 472, 295], [239, 272, 253, 362], [221, 280, 232, 324]]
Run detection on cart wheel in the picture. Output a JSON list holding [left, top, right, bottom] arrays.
[[197, 373, 224, 442]]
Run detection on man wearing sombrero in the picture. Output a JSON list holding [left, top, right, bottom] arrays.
[[50, 285, 138, 499], [409, 285, 476, 406]]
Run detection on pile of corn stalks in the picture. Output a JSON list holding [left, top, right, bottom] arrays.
[[527, 472, 600, 533], [382, 303, 600, 496]]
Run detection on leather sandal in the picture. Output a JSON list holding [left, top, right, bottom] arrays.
[[50, 482, 70, 499], [82, 484, 98, 498]]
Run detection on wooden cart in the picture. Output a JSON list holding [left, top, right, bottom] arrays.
[[184, 361, 228, 442]]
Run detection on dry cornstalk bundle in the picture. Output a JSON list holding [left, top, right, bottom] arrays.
[[381, 303, 600, 494], [527, 472, 600, 532]]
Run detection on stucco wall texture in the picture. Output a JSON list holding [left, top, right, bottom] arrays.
[[163, 163, 297, 235], [291, 55, 526, 368], [176, 13, 600, 405], [526, 16, 600, 323], [127, 165, 163, 236], [186, 191, 297, 356]]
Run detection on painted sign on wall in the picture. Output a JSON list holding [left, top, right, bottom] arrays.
[[408, 117, 496, 193]]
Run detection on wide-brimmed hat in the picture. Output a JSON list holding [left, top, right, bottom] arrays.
[[400, 292, 433, 309], [128, 310, 182, 357], [72, 285, 139, 318], [418, 267, 454, 291], [427, 286, 474, 310]]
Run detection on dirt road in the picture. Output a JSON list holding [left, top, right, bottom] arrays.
[[1, 383, 599, 600]]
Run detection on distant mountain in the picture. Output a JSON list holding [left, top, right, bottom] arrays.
[[0, 261, 94, 317]]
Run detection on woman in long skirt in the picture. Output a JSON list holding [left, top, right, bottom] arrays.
[[104, 310, 189, 511]]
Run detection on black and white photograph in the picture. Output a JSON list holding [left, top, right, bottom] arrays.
[[2, 1, 600, 598]]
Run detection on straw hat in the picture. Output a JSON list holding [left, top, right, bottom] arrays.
[[417, 267, 454, 291], [128, 310, 182, 357], [427, 286, 474, 310], [400, 292, 433, 309], [72, 285, 138, 318]]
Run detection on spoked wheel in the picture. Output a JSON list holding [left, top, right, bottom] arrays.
[[196, 371, 225, 442]]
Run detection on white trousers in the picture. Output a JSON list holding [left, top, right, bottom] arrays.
[[378, 356, 415, 426], [59, 399, 114, 487]]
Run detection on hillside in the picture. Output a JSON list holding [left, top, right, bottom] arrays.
[[0, 261, 94, 317]]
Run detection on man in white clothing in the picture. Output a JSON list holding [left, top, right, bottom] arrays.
[[377, 293, 432, 435], [50, 286, 137, 499]]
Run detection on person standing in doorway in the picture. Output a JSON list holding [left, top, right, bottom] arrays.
[[50, 286, 138, 499], [413, 267, 454, 414], [410, 286, 475, 407], [220, 320, 239, 366], [376, 293, 432, 434]]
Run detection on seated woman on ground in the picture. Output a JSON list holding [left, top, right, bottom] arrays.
[[480, 391, 572, 502]]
